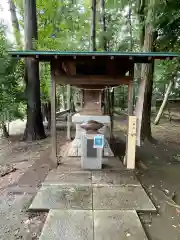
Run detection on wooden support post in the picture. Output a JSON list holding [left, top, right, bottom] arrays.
[[110, 88, 114, 135], [126, 116, 137, 169], [124, 82, 133, 165], [51, 65, 57, 166], [67, 84, 71, 140], [128, 81, 133, 115], [81, 89, 84, 109]]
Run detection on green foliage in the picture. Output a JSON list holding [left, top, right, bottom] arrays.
[[152, 0, 180, 98], [7, 0, 180, 108], [0, 25, 25, 124], [40, 62, 50, 103], [36, 0, 91, 51]]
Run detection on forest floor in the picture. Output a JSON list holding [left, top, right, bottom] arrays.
[[0, 117, 180, 239]]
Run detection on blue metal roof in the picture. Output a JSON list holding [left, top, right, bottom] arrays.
[[8, 50, 180, 63]]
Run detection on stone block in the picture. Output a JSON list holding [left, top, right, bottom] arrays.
[[92, 171, 141, 186], [29, 185, 92, 210], [43, 172, 92, 186], [93, 185, 156, 211], [94, 210, 148, 240], [39, 210, 93, 240]]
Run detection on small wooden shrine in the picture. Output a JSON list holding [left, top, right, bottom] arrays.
[[9, 51, 180, 169]]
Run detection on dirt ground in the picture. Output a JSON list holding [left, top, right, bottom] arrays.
[[0, 120, 68, 240], [0, 117, 180, 239], [114, 115, 180, 240]]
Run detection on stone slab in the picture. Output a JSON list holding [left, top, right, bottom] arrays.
[[43, 172, 92, 186], [93, 185, 156, 211], [57, 156, 124, 171], [92, 171, 141, 186], [39, 210, 93, 240], [29, 185, 92, 210], [57, 157, 82, 171], [102, 157, 125, 170], [94, 210, 148, 240]]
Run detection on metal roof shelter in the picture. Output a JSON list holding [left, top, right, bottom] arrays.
[[9, 50, 180, 87], [9, 50, 180, 59], [8, 50, 180, 169], [9, 50, 180, 81]]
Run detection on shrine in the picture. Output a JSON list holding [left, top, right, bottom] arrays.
[[9, 51, 180, 170], [8, 50, 180, 240]]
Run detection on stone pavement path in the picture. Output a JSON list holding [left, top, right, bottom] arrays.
[[29, 157, 156, 239]]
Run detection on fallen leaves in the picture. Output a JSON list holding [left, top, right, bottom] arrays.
[[0, 164, 17, 177]]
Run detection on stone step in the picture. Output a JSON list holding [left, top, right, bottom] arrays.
[[29, 185, 92, 211], [29, 184, 156, 212], [39, 210, 148, 240], [56, 156, 125, 172]]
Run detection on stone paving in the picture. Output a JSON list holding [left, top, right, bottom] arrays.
[[29, 157, 156, 239]]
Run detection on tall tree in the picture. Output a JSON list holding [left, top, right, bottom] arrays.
[[154, 79, 174, 125], [141, 0, 157, 142], [23, 0, 45, 140], [90, 0, 97, 51], [128, 0, 133, 51], [8, 0, 22, 47], [100, 0, 107, 51], [135, 0, 156, 144]]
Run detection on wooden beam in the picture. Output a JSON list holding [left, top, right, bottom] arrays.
[[67, 84, 71, 140], [75, 85, 118, 89], [51, 65, 57, 166], [55, 75, 132, 86]]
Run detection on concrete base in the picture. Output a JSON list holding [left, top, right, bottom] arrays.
[[39, 210, 93, 240], [94, 210, 148, 240], [43, 172, 92, 186], [39, 210, 148, 240], [81, 133, 103, 170], [30, 164, 156, 240], [68, 138, 114, 157], [81, 157, 102, 170], [29, 185, 92, 210], [93, 185, 156, 211], [57, 156, 125, 172], [92, 171, 141, 186]]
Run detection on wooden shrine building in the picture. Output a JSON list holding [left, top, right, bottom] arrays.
[[9, 51, 180, 169]]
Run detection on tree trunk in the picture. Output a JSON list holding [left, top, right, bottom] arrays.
[[104, 89, 109, 115], [47, 101, 51, 130], [62, 86, 66, 109], [42, 104, 46, 121], [137, 0, 145, 48], [23, 0, 45, 141], [90, 0, 96, 51], [141, 60, 155, 140], [154, 80, 173, 125], [100, 0, 107, 51], [141, 30, 157, 142], [42, 102, 51, 129], [128, 0, 133, 51], [1, 122, 9, 138], [135, 0, 156, 145], [67, 84, 71, 140], [8, 0, 22, 47]]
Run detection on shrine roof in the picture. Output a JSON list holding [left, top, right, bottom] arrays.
[[8, 50, 180, 62]]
